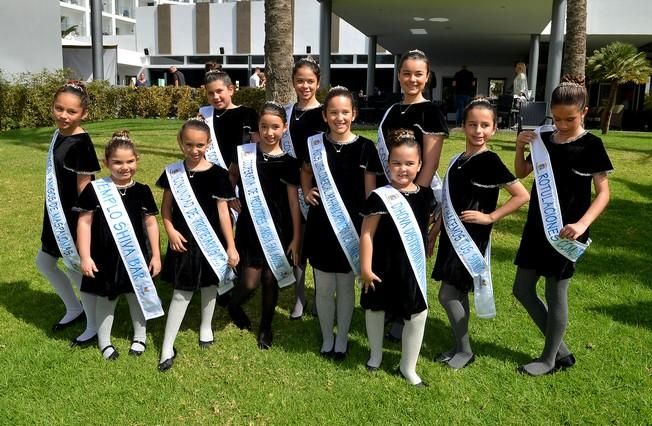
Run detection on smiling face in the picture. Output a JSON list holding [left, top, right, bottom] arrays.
[[258, 112, 287, 151], [551, 104, 587, 139], [388, 144, 421, 190], [293, 65, 320, 104], [178, 127, 210, 167], [323, 95, 356, 139], [205, 79, 234, 110], [398, 58, 429, 101], [51, 92, 87, 135], [463, 107, 496, 152], [105, 147, 137, 185]]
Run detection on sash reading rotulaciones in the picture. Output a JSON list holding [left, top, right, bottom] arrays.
[[442, 154, 495, 319], [44, 130, 81, 272], [165, 161, 235, 295], [91, 178, 164, 320], [237, 144, 295, 288], [530, 125, 591, 261], [307, 133, 361, 276], [376, 103, 443, 205], [199, 106, 227, 169], [373, 186, 427, 307], [282, 103, 310, 219]]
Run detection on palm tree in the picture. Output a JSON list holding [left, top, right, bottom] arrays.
[[264, 0, 294, 104], [563, 0, 587, 80], [586, 42, 652, 134]]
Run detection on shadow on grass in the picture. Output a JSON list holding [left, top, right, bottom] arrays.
[[0, 280, 231, 346], [0, 280, 84, 343], [610, 177, 652, 201], [588, 301, 652, 331]]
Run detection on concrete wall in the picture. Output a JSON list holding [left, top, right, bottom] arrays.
[[587, 0, 652, 34], [0, 0, 63, 76]]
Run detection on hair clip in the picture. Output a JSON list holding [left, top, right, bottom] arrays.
[[407, 49, 426, 56], [329, 85, 349, 92], [187, 115, 207, 124], [396, 130, 416, 141], [64, 81, 86, 92], [264, 100, 284, 109], [112, 135, 131, 142], [298, 56, 318, 64]]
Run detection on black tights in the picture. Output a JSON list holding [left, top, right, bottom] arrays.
[[232, 266, 279, 331]]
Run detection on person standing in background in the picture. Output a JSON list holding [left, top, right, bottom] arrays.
[[168, 66, 186, 87], [249, 68, 262, 88], [453, 65, 475, 127]]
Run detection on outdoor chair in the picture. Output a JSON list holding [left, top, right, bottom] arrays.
[[496, 95, 514, 129]]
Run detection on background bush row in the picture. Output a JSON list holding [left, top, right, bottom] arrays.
[[0, 69, 268, 130]]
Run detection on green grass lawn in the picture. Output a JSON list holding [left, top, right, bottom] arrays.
[[1, 120, 651, 424]]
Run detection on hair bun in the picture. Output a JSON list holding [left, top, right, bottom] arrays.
[[388, 128, 416, 142], [111, 129, 131, 140], [64, 80, 87, 93], [560, 74, 586, 87]]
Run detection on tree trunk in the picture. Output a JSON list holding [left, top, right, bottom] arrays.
[[264, 0, 294, 104], [600, 81, 618, 135], [563, 0, 587, 80]]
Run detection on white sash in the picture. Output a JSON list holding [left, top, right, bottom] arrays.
[[307, 133, 360, 276], [530, 125, 591, 262], [44, 130, 81, 272], [376, 104, 443, 205], [442, 154, 495, 319], [165, 161, 235, 295], [282, 103, 310, 219], [199, 105, 228, 169], [373, 185, 427, 307], [91, 178, 164, 320], [237, 144, 295, 288], [281, 104, 297, 158]]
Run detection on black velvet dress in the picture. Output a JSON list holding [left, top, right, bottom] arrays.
[[302, 134, 382, 273], [157, 163, 235, 290], [432, 151, 517, 292], [76, 182, 158, 299], [515, 131, 613, 279], [233, 146, 300, 269], [40, 132, 100, 257], [360, 185, 434, 319]]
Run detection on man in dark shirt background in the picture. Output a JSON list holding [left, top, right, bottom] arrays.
[[168, 66, 186, 87], [453, 65, 475, 127]]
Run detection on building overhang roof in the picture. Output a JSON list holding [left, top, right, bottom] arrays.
[[332, 0, 555, 65]]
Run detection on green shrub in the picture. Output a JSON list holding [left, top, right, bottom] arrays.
[[233, 87, 266, 114], [0, 69, 270, 129], [176, 86, 204, 119]]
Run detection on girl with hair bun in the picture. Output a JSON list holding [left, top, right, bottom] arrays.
[[76, 131, 162, 360], [513, 77, 613, 376]]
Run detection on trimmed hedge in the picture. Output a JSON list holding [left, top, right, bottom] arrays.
[[0, 69, 267, 130]]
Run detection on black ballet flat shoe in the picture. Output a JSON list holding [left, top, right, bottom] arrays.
[[128, 340, 147, 356], [198, 339, 214, 349], [52, 311, 85, 332], [333, 350, 348, 361], [70, 333, 97, 348], [366, 364, 380, 373], [384, 331, 401, 343], [319, 345, 334, 359], [101, 345, 119, 361], [158, 347, 178, 372], [394, 368, 428, 388], [434, 351, 453, 364], [554, 354, 576, 372], [228, 305, 252, 330], [446, 354, 476, 371], [257, 329, 273, 350]]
